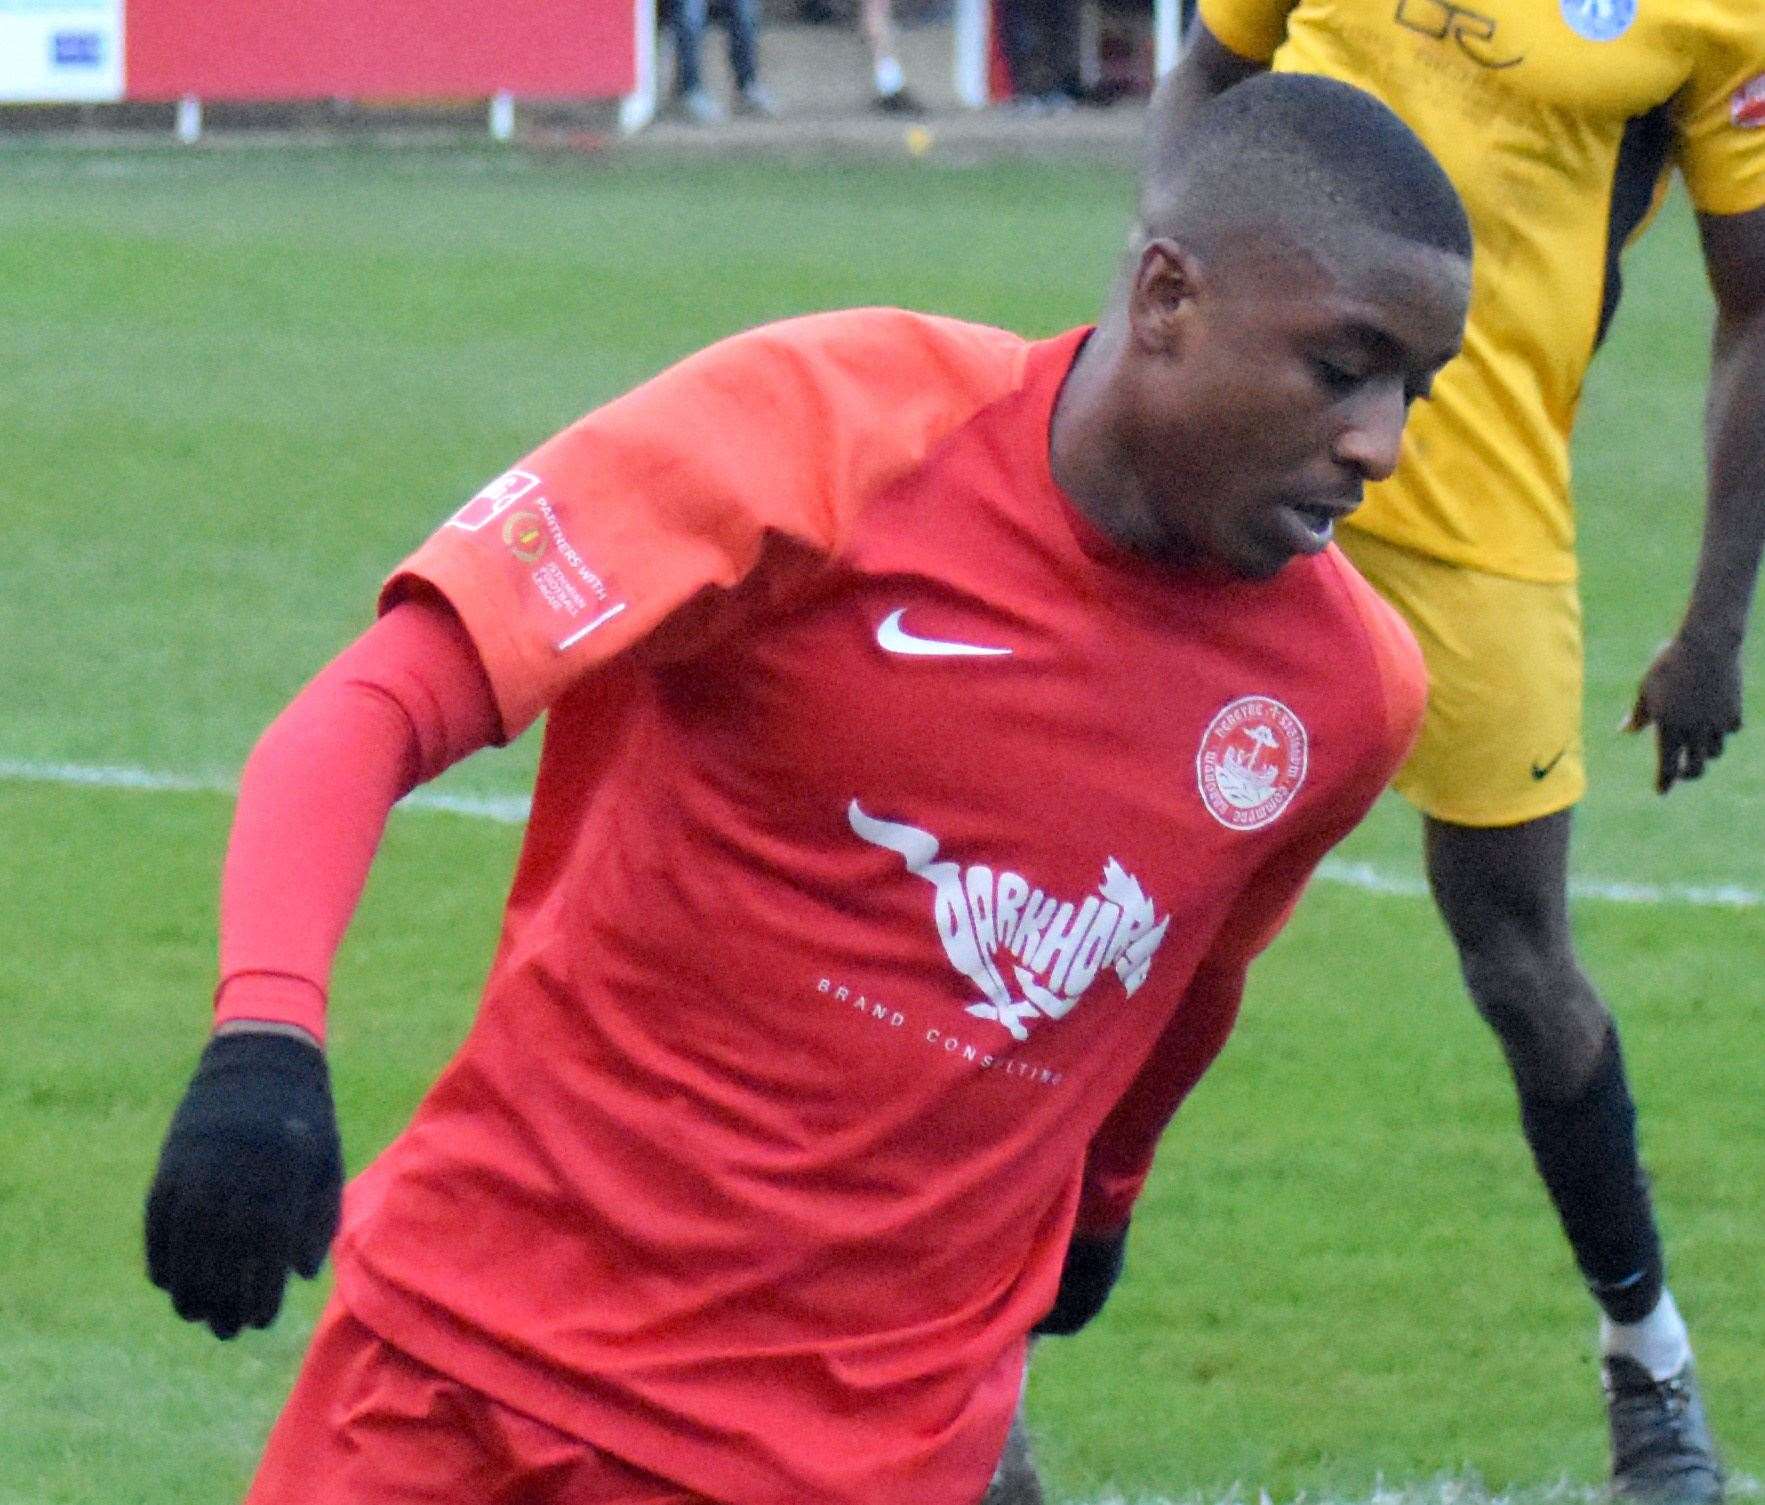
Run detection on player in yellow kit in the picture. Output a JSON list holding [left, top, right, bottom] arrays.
[[987, 5, 1765, 1503]]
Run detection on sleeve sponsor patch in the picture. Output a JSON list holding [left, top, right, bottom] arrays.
[[494, 492, 629, 652], [1732, 74, 1765, 129], [442, 470, 631, 653], [446, 470, 543, 532]]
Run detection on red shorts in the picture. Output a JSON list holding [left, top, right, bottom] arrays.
[[248, 1299, 711, 1505]]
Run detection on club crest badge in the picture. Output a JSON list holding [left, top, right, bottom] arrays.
[[1733, 74, 1765, 129], [502, 509, 547, 563], [1559, 0, 1635, 42], [1197, 696, 1308, 831]]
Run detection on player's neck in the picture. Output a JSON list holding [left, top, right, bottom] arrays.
[[1050, 325, 1179, 565], [1051, 326, 1133, 543]]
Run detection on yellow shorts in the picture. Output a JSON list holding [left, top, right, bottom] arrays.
[[1336, 527, 1585, 827]]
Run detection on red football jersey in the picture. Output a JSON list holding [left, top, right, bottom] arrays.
[[334, 309, 1425, 1505]]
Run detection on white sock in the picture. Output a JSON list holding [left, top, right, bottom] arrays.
[[874, 55, 904, 96], [1601, 1288, 1692, 1382]]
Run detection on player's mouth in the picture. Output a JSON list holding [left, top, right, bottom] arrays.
[[1276, 492, 1359, 555]]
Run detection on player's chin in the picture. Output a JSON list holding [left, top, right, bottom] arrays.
[[1224, 534, 1302, 581], [1231, 508, 1335, 579]]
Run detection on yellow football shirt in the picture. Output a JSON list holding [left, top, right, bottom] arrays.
[[1198, 0, 1765, 581]]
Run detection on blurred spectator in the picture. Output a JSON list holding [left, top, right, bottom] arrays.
[[997, 0, 1188, 111], [670, 0, 779, 122], [860, 0, 926, 113], [997, 0, 1082, 111]]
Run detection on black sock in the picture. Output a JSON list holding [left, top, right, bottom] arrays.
[[1516, 1027, 1664, 1325]]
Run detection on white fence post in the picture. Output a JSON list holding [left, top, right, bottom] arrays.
[[1154, 0, 1183, 79], [619, 0, 657, 133], [175, 94, 201, 142], [489, 89, 516, 140], [953, 0, 989, 109]]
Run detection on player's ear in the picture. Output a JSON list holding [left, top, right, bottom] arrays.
[[1129, 238, 1204, 356]]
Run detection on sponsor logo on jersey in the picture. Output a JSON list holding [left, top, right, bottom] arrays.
[[814, 977, 1067, 1088], [447, 469, 542, 532], [1530, 747, 1568, 781], [875, 608, 1012, 658], [502, 509, 547, 563], [1393, 0, 1524, 69], [849, 801, 1170, 1043], [1558, 0, 1634, 42], [453, 484, 627, 650], [1196, 696, 1308, 831], [1733, 74, 1765, 129]]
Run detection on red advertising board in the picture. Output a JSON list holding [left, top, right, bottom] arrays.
[[125, 0, 636, 101]]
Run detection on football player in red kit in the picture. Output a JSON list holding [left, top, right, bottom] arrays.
[[145, 73, 1470, 1505]]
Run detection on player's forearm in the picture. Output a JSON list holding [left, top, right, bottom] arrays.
[[1074, 961, 1248, 1232], [215, 681, 421, 1041], [1682, 305, 1765, 652], [213, 1017, 324, 1047], [215, 598, 500, 1042]]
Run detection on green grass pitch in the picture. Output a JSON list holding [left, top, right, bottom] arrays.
[[0, 144, 1759, 1505]]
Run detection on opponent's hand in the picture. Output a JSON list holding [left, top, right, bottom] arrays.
[[1623, 633, 1744, 794], [145, 1030, 343, 1339], [1031, 1225, 1128, 1337]]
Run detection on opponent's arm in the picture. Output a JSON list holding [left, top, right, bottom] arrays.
[[1143, 19, 1270, 203], [145, 596, 500, 1339], [1627, 203, 1765, 792]]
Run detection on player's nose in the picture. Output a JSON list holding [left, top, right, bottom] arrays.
[[1333, 383, 1406, 483]]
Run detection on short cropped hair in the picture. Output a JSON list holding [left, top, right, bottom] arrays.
[[1142, 71, 1472, 268]]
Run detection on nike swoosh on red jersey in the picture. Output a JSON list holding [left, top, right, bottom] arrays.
[[875, 608, 1013, 658]]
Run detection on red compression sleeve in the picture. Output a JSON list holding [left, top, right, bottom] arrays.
[[214, 595, 502, 1043], [1069, 816, 1345, 1235], [1071, 960, 1247, 1235]]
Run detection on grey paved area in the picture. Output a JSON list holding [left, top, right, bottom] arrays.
[[630, 20, 1150, 161]]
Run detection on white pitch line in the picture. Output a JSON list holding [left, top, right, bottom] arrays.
[[1057, 1476, 1761, 1505], [0, 756, 529, 824], [2, 756, 1760, 910], [0, 757, 222, 794], [1311, 857, 1764, 910], [0, 758, 529, 829]]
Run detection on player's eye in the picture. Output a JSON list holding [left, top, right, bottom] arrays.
[[1311, 357, 1364, 394]]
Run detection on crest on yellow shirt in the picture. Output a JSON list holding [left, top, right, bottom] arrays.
[[1559, 0, 1635, 42], [1733, 75, 1765, 129]]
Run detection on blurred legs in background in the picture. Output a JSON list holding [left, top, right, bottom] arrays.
[[998, 0, 1082, 110], [859, 0, 925, 113], [672, 0, 776, 121]]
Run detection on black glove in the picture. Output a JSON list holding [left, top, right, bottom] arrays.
[[145, 1030, 343, 1340], [1031, 1225, 1128, 1337]]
